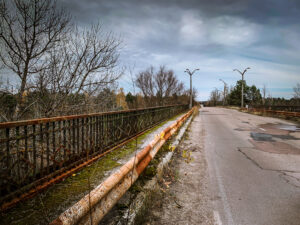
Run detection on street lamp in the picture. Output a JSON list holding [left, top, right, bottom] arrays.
[[184, 68, 199, 109], [233, 67, 250, 108], [219, 79, 227, 106]]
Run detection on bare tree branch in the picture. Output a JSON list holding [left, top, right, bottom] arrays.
[[0, 0, 71, 119]]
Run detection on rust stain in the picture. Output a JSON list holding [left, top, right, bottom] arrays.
[[136, 154, 153, 175], [0, 125, 159, 212], [0, 104, 186, 128], [247, 108, 300, 118]]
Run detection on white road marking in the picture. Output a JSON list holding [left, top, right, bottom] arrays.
[[213, 210, 223, 225], [212, 148, 235, 225], [259, 128, 266, 131]]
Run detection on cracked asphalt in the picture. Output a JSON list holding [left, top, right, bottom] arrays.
[[144, 107, 300, 225], [142, 110, 214, 225], [202, 107, 300, 225]]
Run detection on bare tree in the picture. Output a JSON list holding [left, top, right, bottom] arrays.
[[136, 66, 185, 107], [219, 79, 228, 105], [0, 0, 70, 119], [136, 67, 155, 106], [155, 66, 184, 105], [126, 64, 139, 109], [293, 83, 300, 99], [33, 24, 121, 116], [209, 88, 221, 106]]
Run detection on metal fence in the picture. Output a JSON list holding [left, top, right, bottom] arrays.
[[249, 105, 300, 112], [0, 104, 188, 200]]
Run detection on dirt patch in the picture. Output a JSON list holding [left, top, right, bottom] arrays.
[[141, 116, 214, 225]]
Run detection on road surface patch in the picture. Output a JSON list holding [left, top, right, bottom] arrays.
[[250, 132, 273, 142]]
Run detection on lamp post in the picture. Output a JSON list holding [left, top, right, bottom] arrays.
[[233, 67, 250, 108], [219, 79, 227, 106], [184, 68, 199, 109]]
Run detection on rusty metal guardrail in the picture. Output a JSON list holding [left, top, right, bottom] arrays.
[[51, 107, 195, 225], [243, 108, 300, 117], [249, 105, 300, 112], [0, 104, 188, 208]]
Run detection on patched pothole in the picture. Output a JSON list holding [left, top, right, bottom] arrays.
[[251, 132, 273, 142], [249, 139, 300, 155]]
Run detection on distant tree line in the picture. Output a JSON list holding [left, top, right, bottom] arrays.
[[207, 80, 300, 108], [0, 64, 192, 121], [128, 66, 193, 108]]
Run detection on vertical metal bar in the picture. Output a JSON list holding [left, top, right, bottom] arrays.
[[110, 114, 112, 146], [94, 116, 97, 151], [16, 127, 20, 184], [106, 114, 109, 147], [81, 118, 84, 155], [103, 115, 106, 148], [58, 121, 61, 168], [120, 113, 124, 140], [24, 125, 28, 175], [86, 117, 89, 157], [40, 124, 44, 176], [100, 115, 103, 152], [63, 120, 66, 164], [94, 116, 96, 152], [112, 114, 115, 144], [52, 122, 56, 169], [105, 115, 108, 148], [72, 119, 76, 159], [32, 125, 36, 178], [46, 123, 50, 174], [96, 116, 99, 151], [108, 114, 112, 146], [77, 118, 80, 156], [6, 128, 10, 177], [68, 120, 71, 160], [90, 116, 93, 153]]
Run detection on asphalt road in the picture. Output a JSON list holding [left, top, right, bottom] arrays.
[[202, 107, 300, 225]]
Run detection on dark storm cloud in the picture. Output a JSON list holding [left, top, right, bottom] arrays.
[[59, 0, 300, 24], [58, 0, 300, 99]]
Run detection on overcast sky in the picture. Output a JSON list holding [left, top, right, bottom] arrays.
[[59, 0, 300, 100]]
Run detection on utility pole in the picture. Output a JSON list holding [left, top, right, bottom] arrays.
[[233, 67, 250, 108], [184, 68, 199, 109], [219, 79, 227, 106]]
